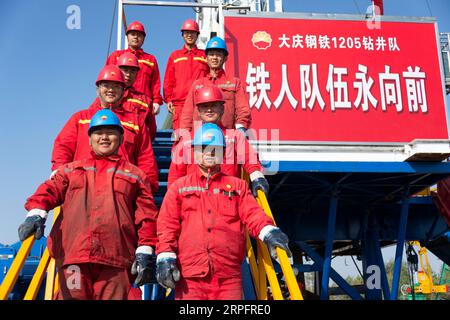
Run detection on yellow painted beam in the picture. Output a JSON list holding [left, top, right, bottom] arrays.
[[44, 259, 57, 300], [23, 248, 51, 300], [257, 242, 268, 300], [0, 236, 35, 300], [246, 232, 260, 296], [257, 240, 284, 300], [257, 190, 304, 300]]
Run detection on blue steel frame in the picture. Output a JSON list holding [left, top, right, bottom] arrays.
[[266, 161, 450, 300]]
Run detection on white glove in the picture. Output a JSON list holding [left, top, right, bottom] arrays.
[[153, 103, 160, 115]]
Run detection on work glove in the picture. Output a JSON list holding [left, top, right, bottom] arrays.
[[167, 102, 174, 114], [237, 126, 247, 134], [18, 215, 46, 241], [153, 103, 160, 115], [131, 248, 157, 286], [251, 177, 270, 198], [263, 228, 292, 260], [156, 257, 180, 289]]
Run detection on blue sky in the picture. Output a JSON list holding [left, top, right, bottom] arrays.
[[1, 0, 449, 279]]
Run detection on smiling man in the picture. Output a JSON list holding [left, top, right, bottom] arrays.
[[179, 36, 252, 133], [19, 109, 158, 300], [156, 123, 291, 300], [169, 85, 269, 198], [106, 21, 162, 139], [163, 19, 209, 130], [51, 65, 159, 193]]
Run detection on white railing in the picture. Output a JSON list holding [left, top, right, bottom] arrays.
[[440, 32, 450, 93]]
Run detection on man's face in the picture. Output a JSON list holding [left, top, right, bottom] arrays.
[[206, 49, 227, 69], [194, 146, 224, 168], [197, 102, 224, 123], [90, 127, 123, 156], [119, 66, 139, 87], [97, 81, 124, 105], [127, 31, 145, 49], [182, 31, 198, 46]]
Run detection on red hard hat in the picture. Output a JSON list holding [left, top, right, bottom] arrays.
[[116, 52, 140, 70], [181, 19, 200, 33], [96, 65, 125, 86], [195, 85, 225, 106], [126, 21, 146, 36]]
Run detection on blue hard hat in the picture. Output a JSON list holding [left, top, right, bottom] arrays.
[[192, 123, 225, 148], [88, 109, 124, 136], [205, 36, 228, 56]]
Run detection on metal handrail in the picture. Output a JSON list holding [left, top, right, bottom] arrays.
[[0, 207, 61, 300], [256, 190, 304, 300], [0, 236, 35, 300]]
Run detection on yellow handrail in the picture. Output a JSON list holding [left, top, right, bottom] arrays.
[[44, 207, 61, 300], [0, 236, 35, 300], [0, 207, 62, 300], [257, 239, 284, 300], [44, 259, 57, 300], [257, 241, 268, 300], [245, 232, 260, 295], [257, 190, 304, 300], [23, 248, 51, 300]]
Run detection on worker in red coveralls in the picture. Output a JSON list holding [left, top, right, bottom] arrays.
[[155, 123, 291, 300], [169, 85, 269, 197], [51, 65, 159, 193], [18, 109, 158, 300], [116, 52, 155, 141], [163, 19, 209, 131], [106, 21, 163, 139], [179, 36, 251, 133]]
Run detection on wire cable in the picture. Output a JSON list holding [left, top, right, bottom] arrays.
[[106, 0, 118, 59], [425, 0, 433, 17], [350, 255, 364, 279], [353, 0, 362, 14]]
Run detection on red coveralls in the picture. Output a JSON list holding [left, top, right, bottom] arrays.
[[168, 126, 262, 186], [163, 45, 209, 130], [179, 69, 252, 131], [25, 154, 158, 300], [123, 88, 157, 139], [106, 48, 163, 139], [156, 169, 274, 300], [51, 98, 159, 193]]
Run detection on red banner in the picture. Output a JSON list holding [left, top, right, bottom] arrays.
[[224, 15, 448, 143]]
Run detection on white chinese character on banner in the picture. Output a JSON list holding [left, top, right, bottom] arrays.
[[388, 37, 400, 51], [318, 35, 331, 49], [354, 64, 378, 111], [375, 36, 387, 51], [363, 36, 374, 51], [279, 34, 291, 48], [379, 66, 403, 112], [305, 35, 317, 49], [300, 64, 325, 110], [274, 64, 298, 109], [292, 34, 304, 48], [402, 66, 427, 113], [246, 62, 271, 109], [326, 64, 351, 111]]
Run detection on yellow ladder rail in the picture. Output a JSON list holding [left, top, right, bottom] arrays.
[[256, 239, 284, 300], [257, 241, 268, 300], [44, 207, 61, 300], [246, 232, 260, 296], [0, 236, 35, 300], [24, 207, 61, 300], [23, 248, 51, 300], [257, 190, 304, 300]]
